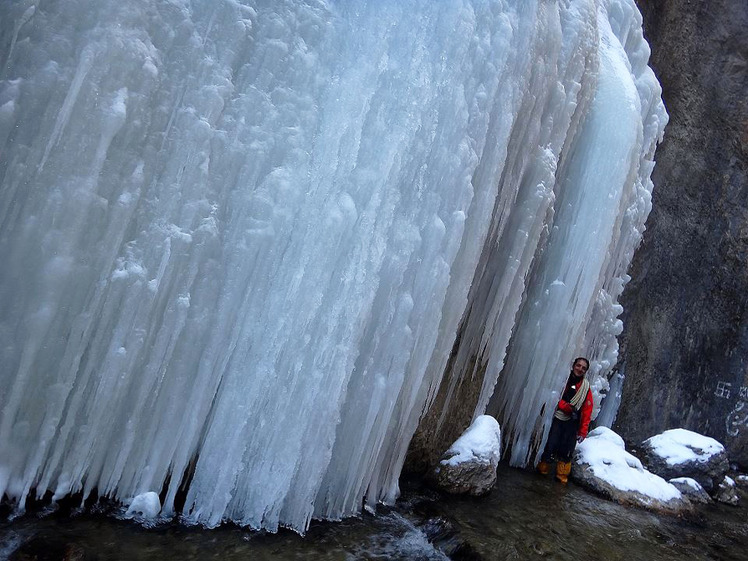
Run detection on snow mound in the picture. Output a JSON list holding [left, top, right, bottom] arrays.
[[573, 427, 689, 512], [430, 415, 501, 496], [576, 427, 681, 501], [441, 415, 501, 467], [125, 491, 161, 519], [641, 428, 729, 492], [643, 429, 724, 466]]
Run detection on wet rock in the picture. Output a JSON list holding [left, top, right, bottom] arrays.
[[10, 538, 88, 561], [640, 429, 729, 493], [429, 416, 500, 496], [572, 464, 691, 513], [417, 515, 485, 561], [63, 544, 86, 561], [734, 474, 748, 488], [669, 477, 711, 504], [430, 460, 496, 496], [713, 476, 740, 506], [572, 427, 691, 514]]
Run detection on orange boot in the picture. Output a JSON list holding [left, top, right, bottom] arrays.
[[555, 461, 572, 484], [537, 460, 550, 475]]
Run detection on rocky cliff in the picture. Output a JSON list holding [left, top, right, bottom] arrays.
[[615, 0, 748, 468]]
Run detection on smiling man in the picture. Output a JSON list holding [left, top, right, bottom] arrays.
[[537, 357, 594, 484]]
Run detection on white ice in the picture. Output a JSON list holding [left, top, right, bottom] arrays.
[[576, 427, 682, 503], [643, 429, 725, 466], [125, 491, 162, 520], [0, 0, 665, 532], [485, 0, 666, 466]]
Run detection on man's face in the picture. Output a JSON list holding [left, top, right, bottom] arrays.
[[572, 360, 589, 378]]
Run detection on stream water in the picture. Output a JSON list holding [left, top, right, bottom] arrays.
[[2, 464, 746, 561]]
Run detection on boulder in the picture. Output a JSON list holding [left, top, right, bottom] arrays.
[[668, 477, 711, 504], [713, 476, 740, 506], [641, 429, 729, 492], [429, 415, 501, 496], [572, 427, 691, 513]]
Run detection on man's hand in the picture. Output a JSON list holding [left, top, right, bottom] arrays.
[[557, 400, 573, 414], [576, 435, 585, 444]]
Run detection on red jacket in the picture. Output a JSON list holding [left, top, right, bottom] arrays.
[[557, 380, 594, 439]]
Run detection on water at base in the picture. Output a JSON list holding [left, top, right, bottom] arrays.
[[2, 464, 746, 560]]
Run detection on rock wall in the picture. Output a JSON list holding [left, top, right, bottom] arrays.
[[615, 0, 748, 468]]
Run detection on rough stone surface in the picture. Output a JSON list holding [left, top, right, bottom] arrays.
[[406, 348, 486, 474], [640, 433, 729, 492], [429, 458, 497, 497], [428, 416, 501, 496], [713, 476, 740, 506], [669, 477, 711, 504], [615, 0, 748, 468], [570, 458, 691, 514], [571, 428, 692, 514]]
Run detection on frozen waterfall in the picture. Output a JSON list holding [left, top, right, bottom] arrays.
[[0, 0, 665, 532]]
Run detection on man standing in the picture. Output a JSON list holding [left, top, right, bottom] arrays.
[[537, 357, 593, 484]]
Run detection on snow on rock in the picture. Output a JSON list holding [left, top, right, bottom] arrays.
[[641, 429, 729, 492], [713, 476, 740, 506], [644, 429, 724, 465], [572, 427, 690, 513], [125, 492, 162, 520], [668, 477, 711, 504], [429, 416, 501, 496]]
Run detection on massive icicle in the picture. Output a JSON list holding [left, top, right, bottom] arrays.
[[0, 0, 665, 532], [486, 0, 667, 466]]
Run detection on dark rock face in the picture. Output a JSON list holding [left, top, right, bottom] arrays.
[[614, 0, 748, 468], [406, 341, 486, 474]]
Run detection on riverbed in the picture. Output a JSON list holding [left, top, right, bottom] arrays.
[[2, 464, 746, 560]]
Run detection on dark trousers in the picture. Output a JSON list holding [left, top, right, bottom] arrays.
[[541, 417, 578, 463]]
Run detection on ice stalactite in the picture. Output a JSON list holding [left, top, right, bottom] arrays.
[[0, 0, 665, 532], [486, 0, 666, 466]]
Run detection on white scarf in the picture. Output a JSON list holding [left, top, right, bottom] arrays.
[[554, 378, 590, 421]]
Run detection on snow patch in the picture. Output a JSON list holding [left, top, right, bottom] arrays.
[[441, 415, 501, 467], [125, 492, 161, 519], [577, 427, 681, 502], [643, 428, 724, 466], [669, 477, 702, 491]]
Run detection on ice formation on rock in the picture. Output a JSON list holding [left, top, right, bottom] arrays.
[[0, 0, 665, 532]]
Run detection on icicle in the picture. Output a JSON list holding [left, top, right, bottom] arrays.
[[0, 0, 665, 532]]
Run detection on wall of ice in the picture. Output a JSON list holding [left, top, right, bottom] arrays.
[[0, 0, 665, 532]]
